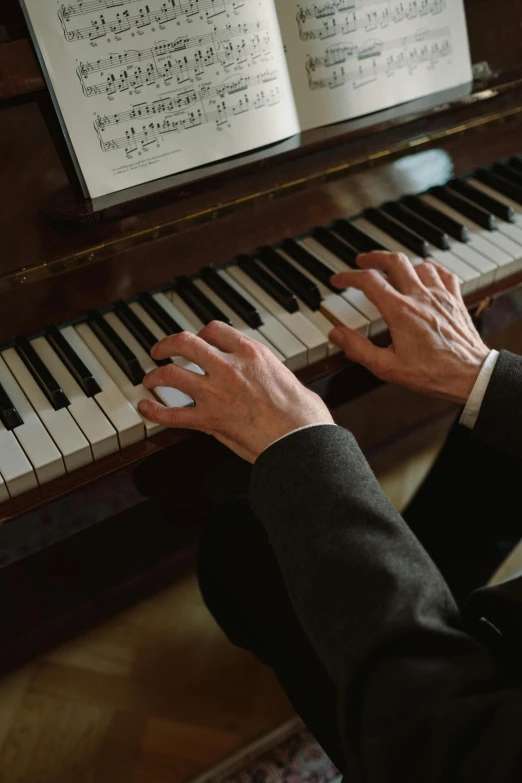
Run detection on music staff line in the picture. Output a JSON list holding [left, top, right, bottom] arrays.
[[79, 34, 272, 96], [59, 0, 255, 41], [95, 85, 282, 153], [296, 0, 447, 41], [306, 36, 452, 90], [76, 19, 268, 77], [306, 25, 450, 67], [93, 68, 278, 129]]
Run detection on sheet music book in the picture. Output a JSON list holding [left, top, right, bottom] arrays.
[[20, 0, 473, 210]]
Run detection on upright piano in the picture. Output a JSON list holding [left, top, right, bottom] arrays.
[[1, 0, 522, 671]]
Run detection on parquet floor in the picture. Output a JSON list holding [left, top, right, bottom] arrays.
[[0, 393, 520, 783]]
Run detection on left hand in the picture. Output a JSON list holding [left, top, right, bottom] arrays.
[[138, 322, 333, 463]]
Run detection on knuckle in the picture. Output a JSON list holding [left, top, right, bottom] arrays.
[[175, 330, 194, 347], [362, 268, 381, 285], [202, 320, 222, 337]]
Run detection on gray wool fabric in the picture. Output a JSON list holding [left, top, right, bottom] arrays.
[[250, 350, 522, 782]]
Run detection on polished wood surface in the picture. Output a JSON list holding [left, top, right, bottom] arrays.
[[1, 0, 522, 671], [0, 39, 43, 100]]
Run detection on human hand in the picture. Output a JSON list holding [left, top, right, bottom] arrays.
[[138, 322, 333, 463], [329, 251, 489, 405]]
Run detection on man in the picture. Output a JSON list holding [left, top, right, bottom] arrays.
[[138, 251, 522, 781]]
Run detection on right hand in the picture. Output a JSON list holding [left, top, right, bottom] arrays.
[[329, 251, 490, 406]]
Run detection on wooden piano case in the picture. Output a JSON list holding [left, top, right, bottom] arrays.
[[1, 0, 522, 672]]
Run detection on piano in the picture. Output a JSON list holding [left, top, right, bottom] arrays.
[[1, 0, 522, 671]]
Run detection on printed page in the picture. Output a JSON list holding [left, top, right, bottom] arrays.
[[21, 0, 300, 201], [275, 0, 473, 131]]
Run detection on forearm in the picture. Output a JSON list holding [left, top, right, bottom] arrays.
[[251, 426, 522, 780]]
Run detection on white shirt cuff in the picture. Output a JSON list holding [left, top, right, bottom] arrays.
[[459, 349, 500, 430], [264, 423, 338, 453]]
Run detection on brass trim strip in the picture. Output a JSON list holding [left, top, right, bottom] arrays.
[[2, 102, 522, 293]]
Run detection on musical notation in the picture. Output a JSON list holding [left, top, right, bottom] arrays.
[[58, 0, 257, 42], [293, 0, 455, 98], [76, 23, 273, 96], [305, 26, 452, 89], [296, 0, 448, 42], [95, 78, 282, 153]]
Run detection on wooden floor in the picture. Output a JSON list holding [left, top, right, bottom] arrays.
[[2, 389, 521, 783]]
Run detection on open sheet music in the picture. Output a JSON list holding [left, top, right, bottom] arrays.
[[20, 0, 473, 207]]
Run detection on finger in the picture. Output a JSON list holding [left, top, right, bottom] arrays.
[[434, 264, 464, 301], [151, 331, 221, 369], [415, 260, 446, 290], [329, 326, 393, 376], [355, 251, 424, 295], [138, 399, 202, 430], [197, 320, 248, 353], [143, 362, 204, 397], [329, 268, 403, 318]]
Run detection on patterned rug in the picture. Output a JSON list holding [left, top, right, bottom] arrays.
[[191, 718, 340, 783]]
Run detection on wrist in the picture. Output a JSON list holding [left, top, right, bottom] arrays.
[[450, 348, 490, 406]]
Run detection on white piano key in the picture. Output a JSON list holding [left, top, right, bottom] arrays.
[[153, 292, 202, 334], [60, 326, 144, 449], [257, 258, 342, 354], [104, 311, 194, 411], [2, 348, 92, 473], [0, 355, 64, 485], [75, 323, 164, 438], [421, 194, 520, 274], [168, 291, 206, 332], [30, 336, 119, 461], [351, 218, 425, 266], [298, 238, 385, 336], [225, 267, 314, 367], [352, 216, 480, 295], [0, 473, 7, 504], [240, 262, 329, 364], [219, 270, 307, 371], [467, 178, 522, 228], [0, 423, 38, 498], [190, 280, 286, 362]]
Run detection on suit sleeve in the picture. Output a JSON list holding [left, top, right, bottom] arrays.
[[473, 350, 522, 458], [250, 425, 522, 781]]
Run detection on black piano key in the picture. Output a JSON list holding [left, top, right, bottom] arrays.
[[0, 380, 23, 431], [137, 291, 184, 336], [382, 202, 450, 250], [447, 179, 516, 223], [474, 169, 522, 206], [364, 208, 430, 257], [237, 256, 298, 314], [200, 267, 262, 329], [257, 247, 322, 311], [87, 310, 145, 386], [280, 239, 342, 292], [402, 195, 470, 242], [45, 325, 101, 398], [493, 162, 522, 188], [113, 301, 170, 367], [331, 220, 387, 253], [508, 157, 522, 174], [174, 276, 233, 327], [312, 227, 359, 267], [430, 186, 497, 230], [15, 337, 69, 411]]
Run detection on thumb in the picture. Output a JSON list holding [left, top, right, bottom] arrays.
[[330, 327, 388, 373]]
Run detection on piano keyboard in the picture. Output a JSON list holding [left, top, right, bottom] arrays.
[[2, 159, 522, 502]]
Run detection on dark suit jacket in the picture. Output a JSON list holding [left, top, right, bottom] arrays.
[[250, 350, 522, 782]]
